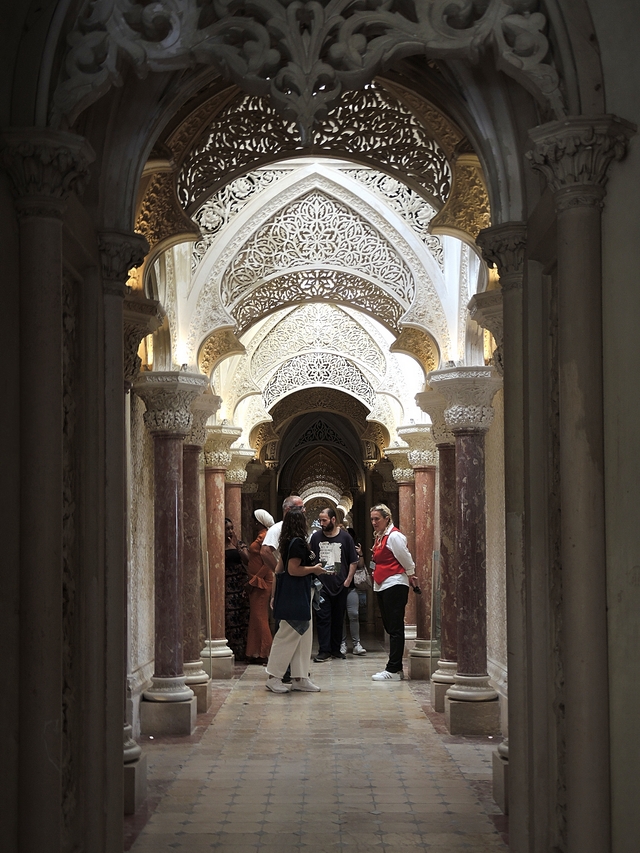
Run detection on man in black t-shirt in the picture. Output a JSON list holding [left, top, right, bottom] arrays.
[[309, 508, 358, 662]]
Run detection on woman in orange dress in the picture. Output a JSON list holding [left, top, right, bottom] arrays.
[[245, 509, 276, 664]]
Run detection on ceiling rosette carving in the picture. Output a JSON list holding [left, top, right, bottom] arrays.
[[53, 1, 564, 137]]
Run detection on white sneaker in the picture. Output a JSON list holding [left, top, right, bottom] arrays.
[[353, 642, 367, 656], [266, 677, 291, 693], [340, 642, 347, 655], [371, 670, 403, 681], [291, 677, 321, 692]]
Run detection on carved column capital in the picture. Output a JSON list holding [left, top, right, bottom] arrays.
[[467, 290, 504, 375], [476, 222, 527, 291], [184, 390, 222, 448], [123, 293, 163, 388], [0, 127, 94, 216], [132, 371, 208, 436], [527, 115, 635, 211], [225, 448, 256, 484], [204, 425, 242, 469], [428, 366, 502, 433], [415, 388, 455, 446], [385, 447, 415, 485], [99, 230, 149, 298], [397, 424, 437, 468]]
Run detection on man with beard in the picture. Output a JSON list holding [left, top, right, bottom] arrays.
[[309, 507, 358, 662]]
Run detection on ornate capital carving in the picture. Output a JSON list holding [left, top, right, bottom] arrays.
[[132, 371, 208, 436], [385, 448, 414, 484], [184, 390, 222, 448], [527, 116, 636, 210], [415, 388, 455, 446], [467, 290, 504, 375], [476, 222, 527, 291], [204, 425, 242, 469], [225, 447, 255, 483], [123, 292, 163, 387], [397, 424, 437, 468], [428, 366, 502, 434], [99, 231, 149, 297], [0, 128, 94, 215]]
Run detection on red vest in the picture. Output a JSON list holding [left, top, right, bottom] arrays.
[[372, 527, 405, 584]]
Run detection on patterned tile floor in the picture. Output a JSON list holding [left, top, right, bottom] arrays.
[[125, 638, 508, 852]]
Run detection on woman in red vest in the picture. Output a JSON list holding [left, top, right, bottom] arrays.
[[369, 503, 419, 681]]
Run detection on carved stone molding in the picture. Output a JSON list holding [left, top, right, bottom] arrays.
[[135, 171, 200, 253], [386, 447, 414, 485], [428, 366, 502, 433], [99, 230, 150, 298], [476, 222, 527, 290], [204, 425, 242, 469], [123, 292, 163, 387], [467, 290, 504, 375], [397, 424, 437, 468], [0, 128, 94, 214], [249, 421, 279, 458], [225, 447, 255, 483], [185, 390, 222, 448], [415, 388, 455, 447], [198, 329, 246, 376], [527, 116, 636, 210], [53, 1, 563, 139], [430, 154, 491, 240], [390, 327, 439, 375], [133, 371, 208, 436]]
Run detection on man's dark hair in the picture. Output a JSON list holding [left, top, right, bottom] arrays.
[[322, 506, 337, 520], [279, 506, 308, 555]]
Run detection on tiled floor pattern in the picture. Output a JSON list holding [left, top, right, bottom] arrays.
[[128, 646, 508, 852]]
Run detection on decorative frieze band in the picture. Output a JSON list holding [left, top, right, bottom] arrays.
[[133, 371, 208, 436], [428, 366, 502, 433], [527, 116, 635, 211]]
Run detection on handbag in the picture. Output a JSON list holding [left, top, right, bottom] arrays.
[[353, 562, 372, 590]]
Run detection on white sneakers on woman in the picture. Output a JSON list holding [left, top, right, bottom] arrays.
[[266, 676, 321, 693], [353, 642, 367, 655], [266, 677, 291, 693], [371, 670, 403, 681]]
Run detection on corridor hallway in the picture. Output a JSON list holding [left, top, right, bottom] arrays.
[[126, 644, 508, 853]]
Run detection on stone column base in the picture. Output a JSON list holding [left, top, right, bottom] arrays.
[[445, 697, 501, 736], [191, 680, 213, 714], [140, 696, 197, 736], [430, 660, 457, 711], [201, 639, 234, 679], [408, 639, 438, 680], [431, 680, 451, 712], [492, 750, 509, 814], [124, 752, 148, 815], [404, 623, 417, 656]]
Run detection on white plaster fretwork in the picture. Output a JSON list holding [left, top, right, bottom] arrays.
[[340, 169, 444, 268], [428, 366, 502, 434], [263, 353, 375, 409], [250, 303, 386, 380], [221, 191, 414, 306]]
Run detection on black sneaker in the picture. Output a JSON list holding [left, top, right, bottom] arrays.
[[313, 652, 331, 662], [331, 652, 346, 659]]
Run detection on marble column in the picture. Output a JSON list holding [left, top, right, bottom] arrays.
[[429, 366, 502, 735], [475, 223, 527, 819], [1, 128, 94, 851], [417, 389, 457, 709], [133, 371, 208, 735], [398, 426, 438, 680], [528, 116, 634, 853], [182, 391, 220, 713], [101, 235, 156, 815], [202, 425, 242, 678], [385, 447, 417, 641], [241, 461, 265, 541], [225, 448, 254, 531]]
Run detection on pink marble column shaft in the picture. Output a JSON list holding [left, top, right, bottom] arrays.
[[205, 467, 226, 641], [414, 466, 436, 640], [397, 481, 416, 627], [225, 482, 243, 532], [438, 445, 457, 663], [182, 444, 202, 665], [153, 434, 186, 678]]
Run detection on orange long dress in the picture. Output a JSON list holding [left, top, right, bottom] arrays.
[[245, 528, 274, 660]]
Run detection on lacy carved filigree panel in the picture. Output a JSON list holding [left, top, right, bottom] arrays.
[[263, 353, 375, 409], [340, 168, 443, 268], [292, 419, 349, 451], [234, 269, 404, 335], [270, 388, 370, 433], [178, 84, 451, 208], [191, 169, 293, 272], [250, 303, 386, 380], [249, 420, 279, 456], [221, 190, 414, 306]]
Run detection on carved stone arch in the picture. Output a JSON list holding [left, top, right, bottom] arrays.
[[430, 152, 492, 243], [269, 388, 369, 437], [390, 327, 441, 375], [278, 411, 365, 473]]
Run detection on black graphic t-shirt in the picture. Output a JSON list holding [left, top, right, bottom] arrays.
[[309, 527, 358, 597]]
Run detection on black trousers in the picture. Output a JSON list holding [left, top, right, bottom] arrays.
[[375, 584, 409, 673], [316, 586, 349, 655]]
